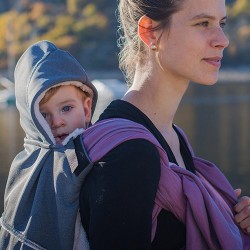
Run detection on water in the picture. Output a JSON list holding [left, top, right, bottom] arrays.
[[0, 80, 250, 214]]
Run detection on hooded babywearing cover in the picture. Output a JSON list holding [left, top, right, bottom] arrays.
[[0, 40, 97, 249]]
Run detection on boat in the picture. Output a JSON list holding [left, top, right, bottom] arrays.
[[0, 75, 15, 106]]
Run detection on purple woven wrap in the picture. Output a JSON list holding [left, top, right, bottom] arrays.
[[82, 118, 250, 250]]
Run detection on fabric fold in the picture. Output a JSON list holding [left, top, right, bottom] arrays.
[[82, 118, 249, 250]]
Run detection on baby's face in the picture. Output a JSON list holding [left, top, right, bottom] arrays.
[[39, 85, 91, 144]]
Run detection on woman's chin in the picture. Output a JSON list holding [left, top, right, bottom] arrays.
[[194, 74, 219, 86]]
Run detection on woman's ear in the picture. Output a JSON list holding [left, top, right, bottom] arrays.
[[138, 15, 157, 48], [83, 97, 92, 124]]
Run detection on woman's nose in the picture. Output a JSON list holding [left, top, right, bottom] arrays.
[[211, 28, 229, 49]]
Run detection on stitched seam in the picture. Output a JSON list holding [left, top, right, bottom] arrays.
[[25, 45, 57, 111], [0, 218, 46, 250]]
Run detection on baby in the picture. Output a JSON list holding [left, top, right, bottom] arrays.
[[0, 40, 97, 249], [39, 84, 92, 144]]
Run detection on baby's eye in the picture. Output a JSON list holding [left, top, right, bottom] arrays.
[[62, 106, 72, 112], [41, 112, 47, 119]]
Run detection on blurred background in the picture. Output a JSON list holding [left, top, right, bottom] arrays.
[[0, 0, 249, 214]]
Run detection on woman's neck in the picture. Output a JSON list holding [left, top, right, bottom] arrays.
[[123, 69, 189, 133]]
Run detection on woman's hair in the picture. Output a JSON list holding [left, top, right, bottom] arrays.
[[117, 0, 183, 85]]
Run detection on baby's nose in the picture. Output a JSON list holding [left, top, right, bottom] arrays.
[[51, 115, 64, 129]]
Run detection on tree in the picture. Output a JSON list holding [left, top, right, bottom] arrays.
[[0, 0, 117, 76]]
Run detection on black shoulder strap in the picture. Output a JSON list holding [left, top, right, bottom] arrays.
[[73, 135, 92, 176], [174, 127, 196, 173]]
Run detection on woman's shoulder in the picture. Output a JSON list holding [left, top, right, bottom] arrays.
[[103, 138, 161, 170], [121, 137, 159, 153], [83, 138, 161, 192]]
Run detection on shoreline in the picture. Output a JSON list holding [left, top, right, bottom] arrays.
[[86, 67, 250, 83], [1, 67, 250, 83], [219, 67, 250, 83]]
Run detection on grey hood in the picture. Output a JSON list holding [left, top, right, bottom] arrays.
[[0, 41, 94, 249], [15, 40, 97, 145]]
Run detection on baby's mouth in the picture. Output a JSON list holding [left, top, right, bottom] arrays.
[[54, 134, 68, 144]]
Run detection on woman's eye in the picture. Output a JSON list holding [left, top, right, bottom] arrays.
[[197, 21, 209, 27], [62, 106, 72, 112], [220, 22, 226, 29]]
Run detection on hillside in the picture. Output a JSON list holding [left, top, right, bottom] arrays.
[[0, 0, 250, 79], [0, 0, 119, 79]]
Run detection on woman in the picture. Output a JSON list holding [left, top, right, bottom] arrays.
[[79, 0, 250, 249]]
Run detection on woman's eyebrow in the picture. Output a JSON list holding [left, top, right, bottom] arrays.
[[191, 13, 227, 21]]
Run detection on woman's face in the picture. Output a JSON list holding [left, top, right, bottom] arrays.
[[157, 0, 229, 85]]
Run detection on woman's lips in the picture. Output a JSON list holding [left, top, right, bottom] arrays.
[[203, 57, 222, 68]]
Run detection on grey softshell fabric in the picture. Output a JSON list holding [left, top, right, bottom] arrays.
[[0, 41, 95, 249]]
